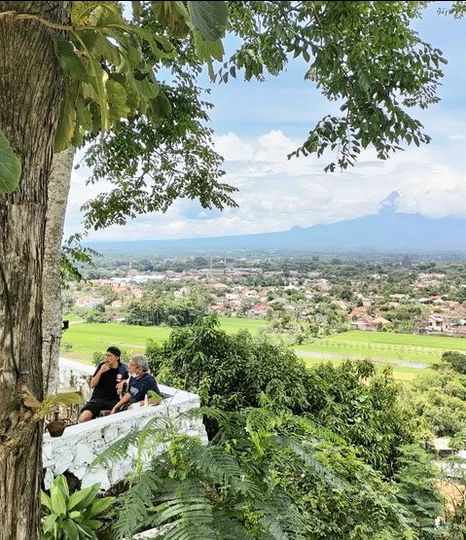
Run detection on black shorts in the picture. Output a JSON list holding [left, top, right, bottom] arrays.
[[80, 400, 117, 419]]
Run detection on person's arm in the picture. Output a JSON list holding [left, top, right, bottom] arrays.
[[115, 365, 129, 395], [116, 379, 126, 396], [90, 362, 109, 389], [110, 392, 131, 414]]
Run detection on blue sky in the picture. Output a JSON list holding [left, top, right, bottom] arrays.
[[66, 2, 466, 242]]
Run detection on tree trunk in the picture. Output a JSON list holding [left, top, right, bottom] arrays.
[[42, 147, 76, 395], [0, 3, 71, 539]]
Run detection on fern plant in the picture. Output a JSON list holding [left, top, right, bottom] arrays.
[[41, 475, 114, 539], [92, 407, 348, 540], [93, 404, 433, 540]]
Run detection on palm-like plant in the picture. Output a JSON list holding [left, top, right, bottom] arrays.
[[92, 408, 323, 539], [23, 391, 83, 421]]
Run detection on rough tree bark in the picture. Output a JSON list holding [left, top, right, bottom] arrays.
[[0, 2, 71, 538], [42, 147, 76, 395]]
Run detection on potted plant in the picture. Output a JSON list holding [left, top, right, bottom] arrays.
[[45, 411, 67, 437], [23, 390, 84, 437]]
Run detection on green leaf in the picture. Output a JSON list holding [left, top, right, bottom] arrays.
[[192, 35, 225, 80], [0, 129, 21, 194], [131, 1, 142, 21], [86, 496, 114, 518], [73, 95, 93, 147], [189, 1, 228, 42], [41, 514, 59, 534], [74, 521, 96, 539], [50, 480, 67, 516], [148, 92, 172, 123], [194, 33, 224, 62], [83, 518, 104, 530], [67, 486, 95, 512], [52, 32, 89, 82], [67, 484, 100, 511], [131, 76, 160, 101], [106, 79, 131, 121], [126, 24, 175, 60], [61, 518, 80, 540], [41, 491, 53, 512], [55, 92, 76, 153], [72, 33, 110, 134], [90, 32, 122, 67], [71, 2, 107, 25], [44, 392, 84, 409], [150, 1, 190, 38]]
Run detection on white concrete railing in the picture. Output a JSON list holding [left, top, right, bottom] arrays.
[[42, 358, 208, 491], [56, 357, 95, 400]]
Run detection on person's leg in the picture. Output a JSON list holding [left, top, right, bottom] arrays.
[[78, 409, 94, 423], [98, 400, 120, 416], [78, 402, 100, 423]]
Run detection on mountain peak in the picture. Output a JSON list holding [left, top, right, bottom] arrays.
[[379, 190, 400, 209]]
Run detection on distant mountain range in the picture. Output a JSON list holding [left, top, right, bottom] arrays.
[[85, 204, 466, 257]]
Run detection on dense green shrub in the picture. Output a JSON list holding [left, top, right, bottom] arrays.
[[95, 406, 443, 540], [407, 369, 466, 437], [146, 315, 416, 479], [147, 314, 310, 415], [442, 350, 466, 374], [303, 359, 415, 478], [125, 295, 208, 327]]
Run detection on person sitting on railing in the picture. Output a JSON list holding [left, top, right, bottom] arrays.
[[110, 354, 160, 414], [78, 346, 128, 422]]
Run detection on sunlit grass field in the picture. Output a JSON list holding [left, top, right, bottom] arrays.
[[294, 330, 466, 383], [60, 320, 466, 383], [295, 331, 446, 364], [60, 317, 270, 364]]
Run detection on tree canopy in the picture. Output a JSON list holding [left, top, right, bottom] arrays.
[[2, 2, 456, 228], [93, 315, 446, 539], [222, 1, 446, 171], [0, 1, 229, 194]]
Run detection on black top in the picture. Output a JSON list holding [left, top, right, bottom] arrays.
[[90, 361, 128, 402]]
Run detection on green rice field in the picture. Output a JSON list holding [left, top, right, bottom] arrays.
[[60, 317, 269, 364], [60, 320, 466, 383], [294, 330, 466, 382], [295, 330, 466, 362]]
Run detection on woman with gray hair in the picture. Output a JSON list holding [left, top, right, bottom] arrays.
[[110, 353, 160, 413]]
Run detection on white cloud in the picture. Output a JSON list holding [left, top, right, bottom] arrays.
[[213, 132, 254, 161]]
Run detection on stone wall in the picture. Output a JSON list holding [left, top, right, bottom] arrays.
[[42, 358, 208, 491]]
